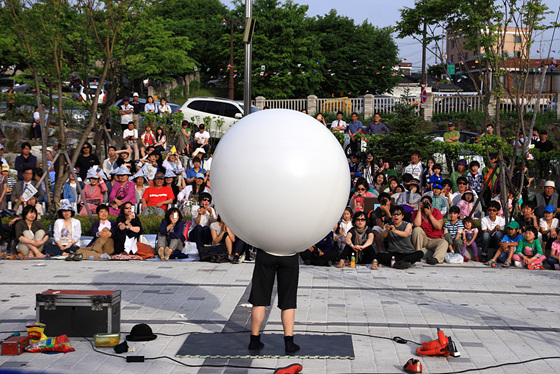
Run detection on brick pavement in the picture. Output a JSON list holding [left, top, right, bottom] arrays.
[[0, 259, 559, 373]]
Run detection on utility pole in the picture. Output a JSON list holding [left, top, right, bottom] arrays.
[[243, 0, 253, 117]]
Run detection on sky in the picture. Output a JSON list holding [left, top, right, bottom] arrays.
[[225, 0, 560, 73]]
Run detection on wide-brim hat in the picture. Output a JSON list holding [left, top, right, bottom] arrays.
[[126, 323, 157, 341], [192, 148, 206, 157], [115, 165, 131, 176], [164, 168, 176, 178], [86, 168, 99, 179], [544, 181, 555, 188], [406, 178, 420, 187]]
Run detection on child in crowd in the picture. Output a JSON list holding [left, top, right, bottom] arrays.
[[422, 157, 435, 192], [487, 221, 522, 267], [457, 190, 475, 219], [513, 226, 545, 269], [461, 217, 478, 262], [443, 206, 463, 254], [539, 204, 558, 249], [481, 201, 505, 261], [430, 183, 449, 217], [428, 163, 443, 192], [515, 201, 538, 231], [547, 229, 560, 270], [466, 161, 483, 195], [335, 207, 353, 249]]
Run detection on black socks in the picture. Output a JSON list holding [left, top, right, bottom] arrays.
[[248, 334, 265, 350], [284, 335, 300, 353]]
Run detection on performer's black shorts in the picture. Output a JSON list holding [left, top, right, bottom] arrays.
[[248, 249, 299, 310]]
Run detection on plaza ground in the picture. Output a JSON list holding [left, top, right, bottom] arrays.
[[1, 259, 559, 373]]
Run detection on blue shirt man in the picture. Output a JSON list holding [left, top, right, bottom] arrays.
[[366, 113, 390, 135], [347, 112, 363, 154]]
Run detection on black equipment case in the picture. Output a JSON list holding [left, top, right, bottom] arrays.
[[36, 289, 121, 337]]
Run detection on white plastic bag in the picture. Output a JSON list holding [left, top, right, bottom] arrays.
[[444, 252, 464, 264], [124, 236, 138, 254]]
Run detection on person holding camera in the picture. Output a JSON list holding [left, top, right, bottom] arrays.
[[371, 192, 393, 252], [411, 196, 447, 265], [378, 205, 424, 269], [350, 181, 374, 212]]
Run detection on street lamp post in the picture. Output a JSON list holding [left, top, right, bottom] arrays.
[[221, 16, 242, 100]]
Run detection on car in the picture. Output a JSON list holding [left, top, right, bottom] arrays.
[[0, 77, 30, 94], [180, 97, 259, 138], [73, 84, 107, 104], [206, 77, 227, 88]]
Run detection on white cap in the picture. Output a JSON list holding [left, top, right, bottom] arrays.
[[544, 181, 555, 188], [133, 92, 139, 97]]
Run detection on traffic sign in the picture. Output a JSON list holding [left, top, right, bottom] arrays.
[[421, 90, 427, 103]]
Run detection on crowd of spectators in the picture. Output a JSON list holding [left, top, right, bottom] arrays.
[[0, 105, 559, 272]]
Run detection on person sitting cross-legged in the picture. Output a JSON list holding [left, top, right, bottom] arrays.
[[77, 204, 116, 260], [141, 171, 174, 216], [377, 205, 424, 269], [336, 210, 377, 268], [300, 231, 338, 267]]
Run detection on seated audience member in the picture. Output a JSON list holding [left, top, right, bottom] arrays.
[[77, 204, 115, 259], [383, 176, 399, 196], [380, 157, 398, 180], [539, 205, 558, 250], [11, 167, 45, 208], [44, 200, 81, 257], [15, 196, 44, 219], [350, 180, 375, 212], [335, 207, 353, 249], [108, 166, 136, 215], [411, 196, 447, 265], [443, 206, 464, 254], [123, 121, 140, 161], [450, 159, 468, 192], [210, 215, 237, 260], [193, 124, 210, 154], [451, 177, 483, 218], [132, 171, 147, 211], [185, 157, 207, 185], [300, 231, 338, 266], [348, 154, 359, 179], [163, 168, 182, 203], [372, 173, 386, 194], [14, 205, 49, 258], [422, 157, 435, 193], [189, 192, 217, 250], [487, 221, 522, 267], [466, 161, 483, 195], [427, 163, 443, 192], [423, 183, 449, 217], [514, 201, 538, 231], [154, 126, 167, 153], [157, 207, 186, 261], [457, 189, 475, 219], [512, 226, 545, 269], [377, 205, 424, 269], [140, 123, 155, 157], [177, 173, 210, 215], [396, 178, 422, 217], [14, 142, 37, 180], [337, 211, 376, 268], [0, 163, 9, 210], [163, 151, 184, 176], [481, 201, 505, 261], [547, 228, 560, 269], [141, 172, 174, 216], [402, 150, 424, 185], [370, 192, 392, 251], [79, 168, 107, 215], [461, 217, 479, 262], [441, 178, 454, 207], [532, 181, 559, 220], [113, 202, 142, 255]]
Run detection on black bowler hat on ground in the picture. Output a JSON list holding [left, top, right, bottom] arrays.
[[126, 323, 157, 341]]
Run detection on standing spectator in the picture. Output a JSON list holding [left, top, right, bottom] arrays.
[[444, 122, 460, 143], [130, 92, 144, 127], [158, 98, 172, 117], [193, 124, 210, 155], [480, 123, 494, 138], [144, 96, 158, 115], [530, 129, 540, 145], [347, 112, 363, 154], [331, 111, 347, 133], [76, 142, 100, 181], [140, 172, 174, 216], [175, 120, 191, 156], [31, 105, 45, 141], [534, 129, 555, 181], [377, 205, 424, 269], [123, 121, 140, 161], [411, 196, 447, 265], [480, 201, 505, 261], [315, 113, 327, 126], [366, 113, 390, 135], [14, 142, 37, 180], [118, 97, 134, 133], [402, 151, 424, 185]]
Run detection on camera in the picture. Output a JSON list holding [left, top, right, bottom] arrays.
[[422, 201, 431, 209], [380, 197, 389, 205]]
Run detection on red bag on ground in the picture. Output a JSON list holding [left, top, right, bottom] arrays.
[[26, 335, 75, 353]]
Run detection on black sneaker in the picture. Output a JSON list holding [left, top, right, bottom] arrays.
[[232, 255, 240, 264], [394, 260, 412, 269], [303, 259, 311, 265], [426, 257, 438, 265]]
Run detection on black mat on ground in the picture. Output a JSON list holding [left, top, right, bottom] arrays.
[[176, 333, 354, 359]]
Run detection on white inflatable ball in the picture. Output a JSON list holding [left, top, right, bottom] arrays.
[[211, 109, 350, 256]]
